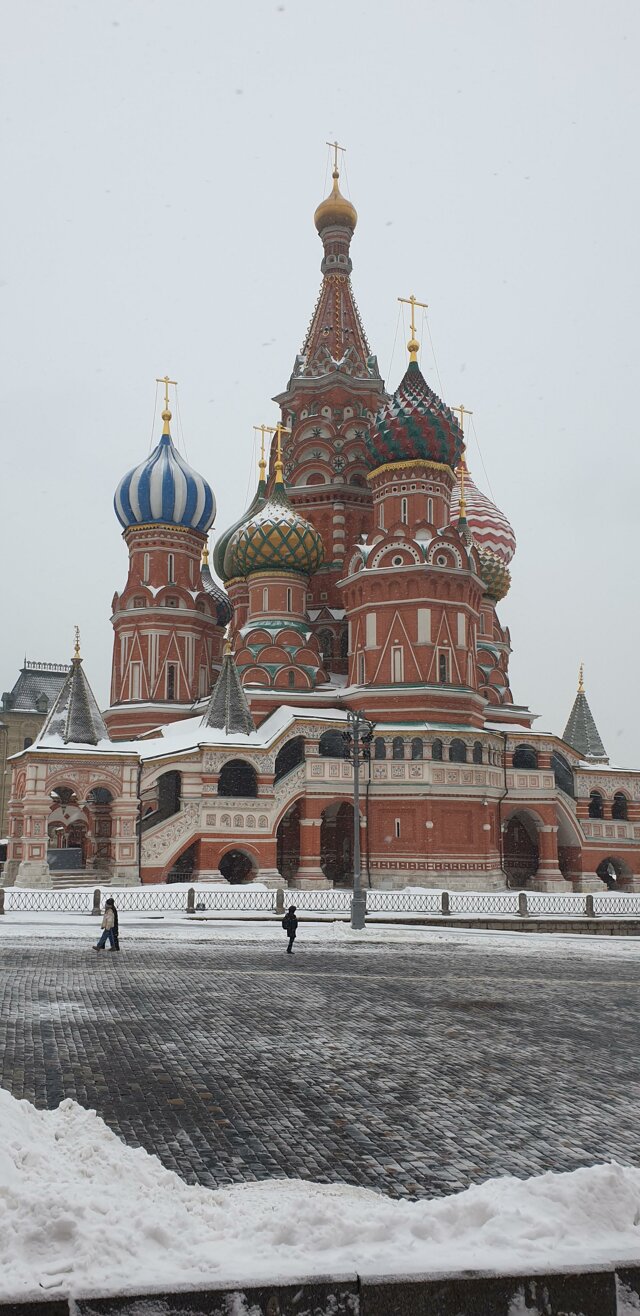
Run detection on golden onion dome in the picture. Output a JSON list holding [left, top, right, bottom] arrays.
[[314, 169, 358, 234], [478, 547, 511, 601]]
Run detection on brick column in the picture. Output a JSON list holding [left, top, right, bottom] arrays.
[[530, 824, 571, 891], [297, 798, 328, 888]]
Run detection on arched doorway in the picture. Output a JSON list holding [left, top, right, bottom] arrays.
[[277, 802, 301, 883], [503, 814, 539, 887], [320, 801, 354, 886], [219, 849, 255, 884], [167, 843, 196, 884], [596, 856, 634, 890]]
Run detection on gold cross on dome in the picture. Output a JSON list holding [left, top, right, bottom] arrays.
[[398, 294, 428, 362], [326, 139, 346, 175], [156, 375, 177, 412], [254, 424, 277, 476], [452, 403, 473, 433], [275, 421, 291, 465]]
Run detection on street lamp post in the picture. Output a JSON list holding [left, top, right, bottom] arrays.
[[342, 710, 375, 930]]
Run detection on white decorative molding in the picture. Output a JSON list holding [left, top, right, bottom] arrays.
[[142, 802, 200, 863]]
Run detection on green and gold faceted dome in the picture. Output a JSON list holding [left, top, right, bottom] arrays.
[[478, 547, 511, 601], [228, 469, 324, 578]]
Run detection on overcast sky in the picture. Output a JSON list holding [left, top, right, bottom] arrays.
[[2, 0, 639, 764]]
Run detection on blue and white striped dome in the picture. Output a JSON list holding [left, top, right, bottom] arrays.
[[114, 416, 215, 534]]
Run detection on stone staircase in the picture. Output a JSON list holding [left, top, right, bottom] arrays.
[[50, 871, 112, 890]]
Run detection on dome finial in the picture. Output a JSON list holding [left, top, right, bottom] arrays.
[[274, 421, 291, 485], [314, 140, 357, 233], [73, 625, 81, 664], [201, 540, 209, 566], [578, 661, 585, 694], [254, 423, 276, 483], [452, 406, 473, 521], [398, 293, 428, 363], [156, 374, 177, 435]]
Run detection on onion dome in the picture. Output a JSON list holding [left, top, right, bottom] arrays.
[[228, 452, 324, 578], [366, 361, 464, 472], [114, 405, 215, 534], [477, 549, 511, 601], [213, 466, 267, 583], [450, 460, 516, 564], [314, 168, 358, 234]]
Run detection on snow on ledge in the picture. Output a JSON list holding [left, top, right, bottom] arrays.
[[2, 1087, 640, 1300]]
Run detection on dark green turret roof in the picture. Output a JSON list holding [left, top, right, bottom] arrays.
[[562, 670, 608, 762]]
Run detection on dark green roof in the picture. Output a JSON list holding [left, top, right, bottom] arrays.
[[562, 689, 607, 762]]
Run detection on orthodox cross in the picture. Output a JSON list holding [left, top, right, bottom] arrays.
[[275, 421, 291, 468], [452, 403, 473, 434], [398, 294, 428, 362], [156, 375, 177, 433], [326, 139, 346, 175], [254, 423, 277, 477]]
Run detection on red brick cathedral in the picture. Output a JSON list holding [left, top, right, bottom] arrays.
[[6, 162, 640, 891]]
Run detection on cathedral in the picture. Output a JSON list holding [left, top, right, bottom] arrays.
[[5, 159, 640, 892]]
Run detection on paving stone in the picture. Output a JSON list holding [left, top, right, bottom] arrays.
[[1, 938, 640, 1200]]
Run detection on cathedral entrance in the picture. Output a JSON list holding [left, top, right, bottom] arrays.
[[503, 814, 539, 887], [320, 801, 354, 886], [219, 849, 255, 884], [277, 803, 301, 884]]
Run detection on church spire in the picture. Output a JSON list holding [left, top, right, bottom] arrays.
[[37, 633, 109, 747], [562, 664, 608, 762], [201, 641, 255, 736]]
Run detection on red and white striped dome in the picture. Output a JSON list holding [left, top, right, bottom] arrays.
[[450, 463, 516, 565]]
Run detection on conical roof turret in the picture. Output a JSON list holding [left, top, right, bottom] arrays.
[[201, 643, 255, 736], [37, 634, 109, 747], [562, 665, 608, 762]]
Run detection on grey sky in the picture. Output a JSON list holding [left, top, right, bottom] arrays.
[[2, 0, 638, 763]]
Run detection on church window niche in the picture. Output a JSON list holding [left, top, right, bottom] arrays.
[[319, 629, 333, 663], [340, 628, 349, 660], [262, 587, 269, 611], [438, 651, 449, 684], [479, 613, 486, 634], [400, 496, 408, 524], [391, 645, 404, 682], [218, 759, 258, 798], [512, 744, 538, 770], [167, 553, 175, 583], [358, 653, 365, 685], [392, 737, 404, 760], [427, 497, 434, 523], [552, 751, 574, 798], [378, 503, 384, 529], [23, 737, 33, 750], [374, 737, 386, 760], [166, 664, 176, 701], [449, 739, 467, 764], [130, 663, 142, 700], [198, 666, 208, 697], [411, 737, 424, 760], [143, 553, 150, 583], [133, 597, 146, 608], [431, 738, 443, 761], [274, 736, 305, 784], [612, 792, 629, 820], [395, 818, 401, 839], [286, 587, 293, 612], [473, 741, 483, 764], [288, 670, 295, 688], [319, 729, 347, 759], [588, 791, 604, 819]]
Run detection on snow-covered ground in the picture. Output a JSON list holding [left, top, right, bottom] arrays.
[[4, 907, 640, 960], [1, 1086, 640, 1300]]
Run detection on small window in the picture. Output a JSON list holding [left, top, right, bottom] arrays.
[[165, 597, 178, 608], [400, 496, 408, 524], [612, 792, 628, 820], [438, 652, 449, 684], [392, 737, 404, 760], [472, 741, 483, 764], [288, 670, 295, 688], [395, 818, 401, 839], [513, 744, 538, 770], [262, 587, 269, 611], [167, 664, 176, 701], [130, 662, 142, 700], [431, 738, 443, 761], [23, 736, 33, 750], [449, 739, 467, 763], [411, 737, 424, 760], [479, 613, 485, 635], [378, 503, 384, 528], [391, 645, 404, 683], [286, 587, 293, 612], [589, 791, 604, 819], [143, 553, 150, 583], [427, 497, 434, 523], [358, 653, 365, 685], [167, 553, 175, 583], [374, 737, 386, 760]]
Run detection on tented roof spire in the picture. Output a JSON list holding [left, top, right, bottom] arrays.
[[201, 642, 255, 736], [562, 664, 608, 762]]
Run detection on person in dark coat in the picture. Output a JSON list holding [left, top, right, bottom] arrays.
[[108, 898, 120, 951], [282, 905, 298, 954]]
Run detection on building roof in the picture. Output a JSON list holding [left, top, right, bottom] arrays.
[[2, 661, 69, 714], [562, 681, 608, 763], [37, 657, 110, 747], [201, 646, 255, 737]]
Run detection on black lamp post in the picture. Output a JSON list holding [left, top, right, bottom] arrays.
[[342, 710, 375, 929]]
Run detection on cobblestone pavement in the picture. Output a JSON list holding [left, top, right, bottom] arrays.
[[1, 936, 640, 1200]]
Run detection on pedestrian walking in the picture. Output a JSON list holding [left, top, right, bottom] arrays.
[[95, 897, 119, 952], [282, 904, 298, 954]]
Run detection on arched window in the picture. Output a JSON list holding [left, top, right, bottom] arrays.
[[86, 787, 113, 805], [143, 553, 150, 583], [438, 652, 449, 684], [472, 741, 483, 764], [449, 738, 467, 763], [318, 729, 347, 759], [288, 670, 295, 687], [274, 736, 305, 784], [286, 588, 293, 612], [262, 587, 269, 612], [23, 737, 33, 750], [431, 738, 443, 761], [400, 496, 408, 524], [218, 759, 258, 798], [512, 744, 538, 770], [318, 629, 334, 662], [374, 737, 386, 760], [551, 751, 574, 798], [378, 503, 384, 528], [612, 792, 629, 820], [392, 737, 404, 760], [588, 791, 604, 819], [427, 497, 434, 523], [411, 737, 424, 760], [167, 552, 175, 583]]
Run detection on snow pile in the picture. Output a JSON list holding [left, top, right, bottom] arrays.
[[2, 1089, 640, 1298]]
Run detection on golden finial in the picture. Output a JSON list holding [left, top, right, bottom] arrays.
[[274, 421, 291, 484], [224, 637, 233, 658], [73, 625, 81, 663], [456, 445, 467, 520], [156, 375, 177, 435], [314, 141, 357, 233], [201, 541, 210, 566], [398, 294, 428, 363], [578, 662, 584, 694], [254, 424, 276, 481], [326, 138, 346, 178], [452, 403, 473, 434]]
